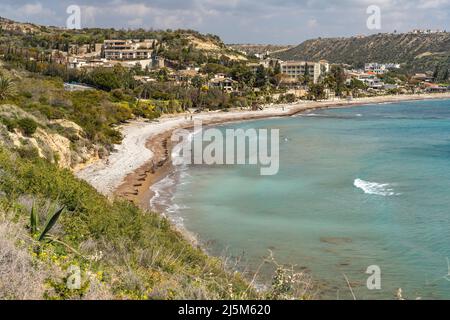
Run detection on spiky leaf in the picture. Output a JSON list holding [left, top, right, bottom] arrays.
[[38, 206, 65, 241], [0, 76, 16, 100], [30, 204, 38, 235]]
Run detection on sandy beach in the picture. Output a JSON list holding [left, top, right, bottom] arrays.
[[75, 93, 450, 212]]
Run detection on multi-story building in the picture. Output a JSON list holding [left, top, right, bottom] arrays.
[[365, 63, 400, 75], [103, 39, 156, 60], [279, 60, 329, 84], [247, 58, 281, 73]]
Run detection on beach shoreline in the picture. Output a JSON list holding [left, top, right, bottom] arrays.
[[75, 93, 450, 226]]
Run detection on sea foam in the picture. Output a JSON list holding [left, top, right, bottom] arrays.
[[354, 178, 399, 196]]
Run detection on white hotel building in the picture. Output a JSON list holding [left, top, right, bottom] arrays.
[[280, 60, 330, 84], [103, 39, 156, 60]]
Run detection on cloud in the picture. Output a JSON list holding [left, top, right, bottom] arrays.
[[307, 18, 318, 29], [0, 0, 449, 43], [21, 3, 45, 15]]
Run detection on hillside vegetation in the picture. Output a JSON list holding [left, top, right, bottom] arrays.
[[275, 33, 450, 74], [228, 44, 294, 56], [0, 147, 256, 299], [0, 16, 246, 66]]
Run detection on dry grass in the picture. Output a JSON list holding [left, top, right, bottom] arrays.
[[0, 208, 114, 300], [0, 212, 55, 299]]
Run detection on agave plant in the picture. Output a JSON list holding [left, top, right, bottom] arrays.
[[30, 204, 86, 258], [30, 204, 65, 241], [0, 76, 16, 100]]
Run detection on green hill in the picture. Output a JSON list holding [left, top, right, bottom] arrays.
[[275, 32, 450, 74]]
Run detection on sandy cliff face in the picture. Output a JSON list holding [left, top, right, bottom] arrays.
[[0, 105, 96, 169], [34, 128, 72, 168], [5, 128, 72, 168]]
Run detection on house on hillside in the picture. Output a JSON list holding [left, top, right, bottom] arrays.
[[365, 63, 400, 75], [247, 59, 280, 73], [347, 73, 385, 89], [208, 74, 237, 92], [412, 73, 434, 82]]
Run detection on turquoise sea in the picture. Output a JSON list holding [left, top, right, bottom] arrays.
[[151, 99, 450, 299]]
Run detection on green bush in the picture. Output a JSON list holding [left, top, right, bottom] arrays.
[[15, 145, 40, 159], [21, 91, 33, 99], [0, 117, 17, 132], [17, 118, 38, 136]]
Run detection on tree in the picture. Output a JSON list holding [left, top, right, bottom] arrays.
[[443, 68, 449, 82], [273, 62, 281, 75], [330, 65, 346, 97], [157, 68, 169, 82], [255, 65, 268, 88], [230, 65, 255, 89], [433, 65, 440, 81], [303, 63, 311, 86], [191, 75, 205, 89], [273, 73, 290, 89], [348, 78, 367, 97], [308, 83, 326, 101], [0, 76, 16, 100], [135, 83, 153, 111]]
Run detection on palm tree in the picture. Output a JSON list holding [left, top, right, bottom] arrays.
[[134, 83, 152, 110], [0, 76, 16, 100]]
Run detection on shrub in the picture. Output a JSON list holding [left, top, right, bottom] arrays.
[[0, 76, 16, 101], [21, 91, 33, 99], [15, 145, 40, 159], [17, 118, 38, 136], [0, 117, 17, 132]]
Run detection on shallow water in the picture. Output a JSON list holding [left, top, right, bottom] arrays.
[[151, 99, 450, 299]]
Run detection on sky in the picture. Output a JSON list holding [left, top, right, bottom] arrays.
[[1, 0, 450, 44]]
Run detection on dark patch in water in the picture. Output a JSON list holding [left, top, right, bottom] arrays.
[[338, 262, 351, 267], [320, 237, 353, 245]]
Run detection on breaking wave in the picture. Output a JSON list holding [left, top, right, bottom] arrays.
[[354, 178, 400, 196]]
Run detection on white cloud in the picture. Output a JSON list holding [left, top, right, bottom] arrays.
[[21, 3, 45, 15], [418, 0, 450, 9], [307, 18, 318, 29]]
